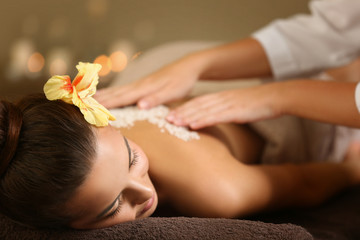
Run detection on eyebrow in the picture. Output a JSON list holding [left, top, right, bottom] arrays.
[[95, 137, 131, 220]]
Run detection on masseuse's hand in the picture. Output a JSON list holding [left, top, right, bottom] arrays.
[[95, 56, 202, 109], [167, 83, 282, 129]]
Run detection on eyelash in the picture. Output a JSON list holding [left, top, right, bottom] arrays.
[[106, 144, 139, 220], [130, 149, 139, 167], [108, 199, 123, 219]]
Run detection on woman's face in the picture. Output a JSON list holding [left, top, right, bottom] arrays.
[[68, 125, 158, 229]]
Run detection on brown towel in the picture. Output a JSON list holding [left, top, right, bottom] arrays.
[[0, 214, 312, 240]]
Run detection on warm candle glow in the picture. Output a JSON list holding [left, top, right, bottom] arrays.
[[49, 58, 68, 75], [47, 47, 71, 76], [110, 51, 127, 72], [94, 55, 112, 76], [27, 52, 45, 73]]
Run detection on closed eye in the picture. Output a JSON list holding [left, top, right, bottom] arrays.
[[107, 199, 123, 219], [124, 137, 139, 169], [97, 136, 133, 221], [130, 149, 139, 168]]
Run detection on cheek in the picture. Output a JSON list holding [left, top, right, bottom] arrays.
[[138, 148, 150, 175], [94, 211, 136, 228]]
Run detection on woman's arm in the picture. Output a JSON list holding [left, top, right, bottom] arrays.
[[278, 80, 360, 128], [168, 80, 360, 129], [95, 38, 272, 109], [194, 38, 272, 80], [226, 160, 359, 217], [120, 119, 360, 218], [158, 142, 359, 218]]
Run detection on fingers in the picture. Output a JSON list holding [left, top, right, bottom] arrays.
[[95, 78, 164, 109], [189, 107, 240, 129], [95, 86, 130, 108], [187, 104, 232, 129], [167, 98, 211, 124], [95, 85, 141, 108], [96, 80, 183, 110], [167, 92, 234, 129], [95, 59, 199, 109], [138, 89, 175, 109]]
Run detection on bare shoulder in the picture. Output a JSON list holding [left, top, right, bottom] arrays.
[[119, 120, 263, 217], [119, 119, 262, 166], [119, 120, 233, 174]]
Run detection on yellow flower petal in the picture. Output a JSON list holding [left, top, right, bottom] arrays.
[[73, 62, 102, 99], [72, 88, 116, 127], [43, 75, 73, 103], [44, 62, 115, 127]]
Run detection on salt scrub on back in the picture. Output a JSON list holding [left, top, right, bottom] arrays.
[[110, 106, 200, 141]]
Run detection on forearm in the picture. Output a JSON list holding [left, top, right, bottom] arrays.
[[216, 160, 358, 217], [186, 38, 273, 81], [275, 80, 360, 127], [247, 162, 356, 213]]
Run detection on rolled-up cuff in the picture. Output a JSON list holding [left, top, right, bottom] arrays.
[[252, 24, 299, 80], [355, 82, 360, 113]]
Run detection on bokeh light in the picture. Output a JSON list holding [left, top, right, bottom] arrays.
[[47, 47, 71, 76], [94, 55, 112, 76], [27, 52, 45, 73], [7, 38, 35, 81], [109, 39, 135, 61], [49, 58, 67, 76], [110, 51, 127, 72]]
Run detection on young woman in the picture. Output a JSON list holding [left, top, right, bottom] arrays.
[[1, 63, 360, 230]]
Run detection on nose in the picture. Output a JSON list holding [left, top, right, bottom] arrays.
[[124, 177, 153, 205]]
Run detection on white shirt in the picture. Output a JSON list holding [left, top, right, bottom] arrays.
[[253, 0, 360, 80], [253, 0, 360, 114], [253, 0, 360, 162]]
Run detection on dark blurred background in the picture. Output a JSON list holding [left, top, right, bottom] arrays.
[[0, 0, 309, 101]]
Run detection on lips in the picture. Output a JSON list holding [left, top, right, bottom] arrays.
[[139, 194, 154, 216]]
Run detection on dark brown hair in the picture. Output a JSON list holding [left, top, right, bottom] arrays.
[[0, 94, 96, 229]]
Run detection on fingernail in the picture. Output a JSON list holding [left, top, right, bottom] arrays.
[[190, 122, 199, 129], [138, 101, 149, 109], [166, 115, 175, 122], [174, 119, 183, 125]]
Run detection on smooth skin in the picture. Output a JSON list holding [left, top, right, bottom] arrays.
[[95, 38, 360, 129], [95, 38, 271, 110], [67, 125, 158, 229], [67, 113, 360, 229], [121, 120, 360, 218], [169, 80, 360, 129]]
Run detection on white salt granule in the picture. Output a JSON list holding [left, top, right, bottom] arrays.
[[110, 106, 200, 141]]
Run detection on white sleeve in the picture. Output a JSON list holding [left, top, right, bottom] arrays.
[[355, 82, 360, 113], [252, 0, 360, 80]]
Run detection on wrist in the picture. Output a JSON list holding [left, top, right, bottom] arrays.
[[268, 81, 289, 117], [183, 51, 213, 80]]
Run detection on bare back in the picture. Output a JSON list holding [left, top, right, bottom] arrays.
[[119, 120, 264, 216]]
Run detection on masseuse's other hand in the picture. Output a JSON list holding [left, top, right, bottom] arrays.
[[167, 83, 282, 129], [95, 57, 201, 109]]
